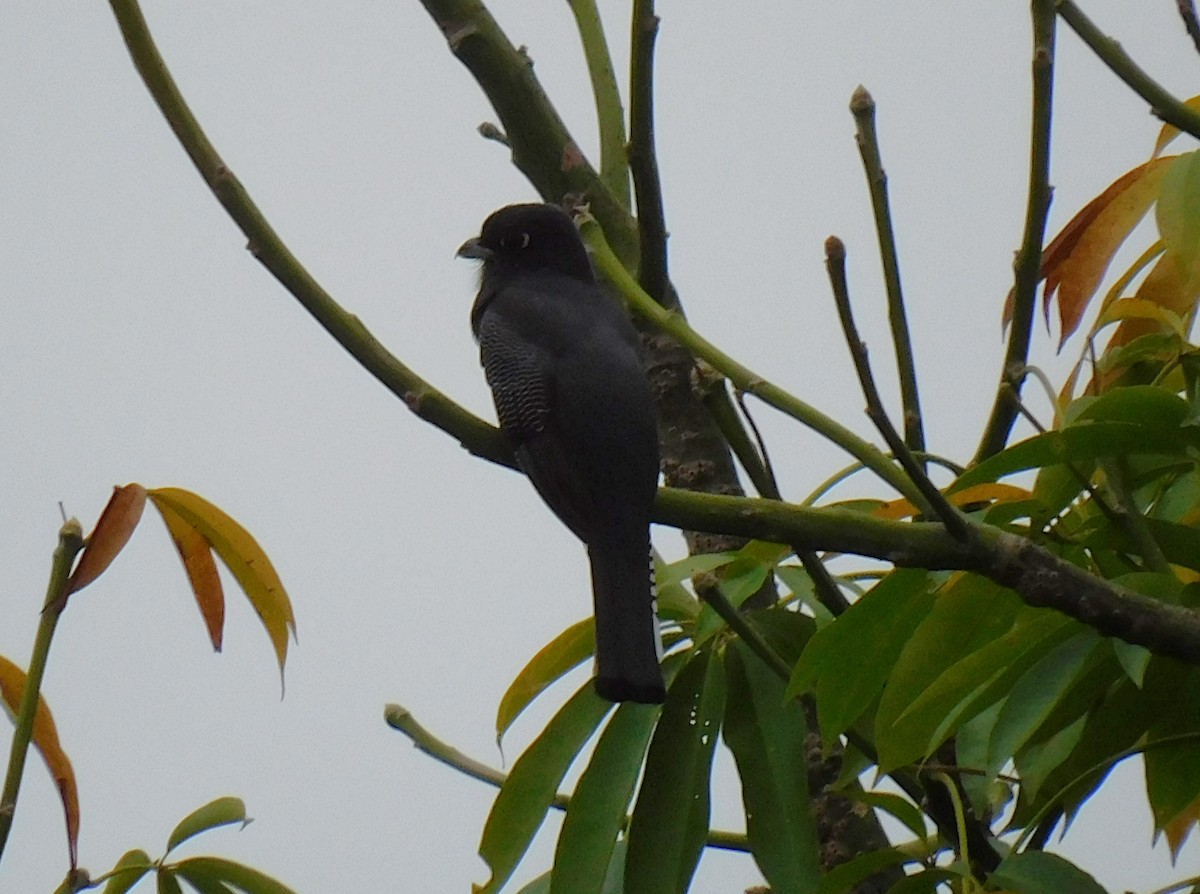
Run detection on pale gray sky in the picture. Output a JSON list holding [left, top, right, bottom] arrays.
[[2, 2, 1198, 892]]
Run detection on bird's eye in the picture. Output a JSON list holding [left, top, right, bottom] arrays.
[[520, 232, 531, 249]]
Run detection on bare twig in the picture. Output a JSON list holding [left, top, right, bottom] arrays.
[[851, 86, 926, 465], [383, 704, 751, 852], [825, 237, 970, 542], [975, 0, 1057, 462]]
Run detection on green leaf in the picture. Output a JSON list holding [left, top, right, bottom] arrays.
[[1074, 384, 1190, 427], [882, 868, 957, 894], [1144, 663, 1200, 835], [476, 681, 612, 894], [157, 869, 185, 894], [846, 791, 927, 843], [722, 639, 819, 894], [171, 869, 237, 894], [788, 569, 935, 743], [815, 847, 917, 894], [496, 618, 595, 741], [952, 420, 1193, 491], [987, 632, 1102, 776], [626, 648, 725, 894], [876, 576, 1075, 772], [550, 656, 683, 894], [1157, 151, 1200, 265], [1110, 639, 1151, 687], [166, 797, 248, 854], [989, 851, 1107, 894], [171, 857, 297, 894], [515, 871, 551, 894], [101, 849, 154, 894]]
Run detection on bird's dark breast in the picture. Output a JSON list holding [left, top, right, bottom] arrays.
[[475, 278, 658, 544]]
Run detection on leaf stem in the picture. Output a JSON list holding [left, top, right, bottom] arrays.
[[851, 86, 926, 464], [0, 521, 84, 867], [975, 0, 1057, 463]]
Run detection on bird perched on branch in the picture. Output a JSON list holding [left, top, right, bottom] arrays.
[[459, 203, 665, 704]]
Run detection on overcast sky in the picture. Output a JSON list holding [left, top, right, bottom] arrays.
[[3, 2, 1199, 892]]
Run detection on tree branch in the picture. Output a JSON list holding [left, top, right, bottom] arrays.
[[975, 0, 1057, 463], [580, 221, 926, 504], [419, 0, 639, 264], [107, 0, 511, 470], [653, 487, 1200, 665], [1057, 0, 1200, 139]]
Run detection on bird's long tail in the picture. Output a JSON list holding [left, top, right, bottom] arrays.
[[587, 528, 666, 704]]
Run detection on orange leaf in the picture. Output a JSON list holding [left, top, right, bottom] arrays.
[[147, 488, 295, 680], [1153, 95, 1200, 158], [65, 484, 147, 597], [874, 483, 1031, 520], [1037, 157, 1175, 348], [0, 655, 80, 868], [152, 499, 225, 652]]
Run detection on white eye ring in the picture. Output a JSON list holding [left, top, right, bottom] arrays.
[[520, 232, 531, 248]]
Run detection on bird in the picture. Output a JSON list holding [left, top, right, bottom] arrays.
[[458, 203, 665, 704]]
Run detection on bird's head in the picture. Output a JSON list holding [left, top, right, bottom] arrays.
[[457, 203, 594, 282]]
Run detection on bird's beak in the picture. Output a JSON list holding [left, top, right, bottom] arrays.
[[456, 237, 492, 261]]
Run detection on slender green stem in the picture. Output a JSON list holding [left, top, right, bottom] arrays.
[[851, 86, 926, 464], [107, 0, 510, 469], [383, 703, 749, 852], [0, 521, 84, 866], [975, 0, 1057, 463], [565, 0, 630, 209], [1057, 0, 1200, 139], [825, 237, 970, 541], [580, 221, 925, 504]]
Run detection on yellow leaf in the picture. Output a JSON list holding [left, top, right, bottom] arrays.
[[152, 498, 225, 652], [1109, 250, 1200, 350], [0, 655, 80, 867], [65, 483, 147, 597], [147, 488, 295, 680]]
